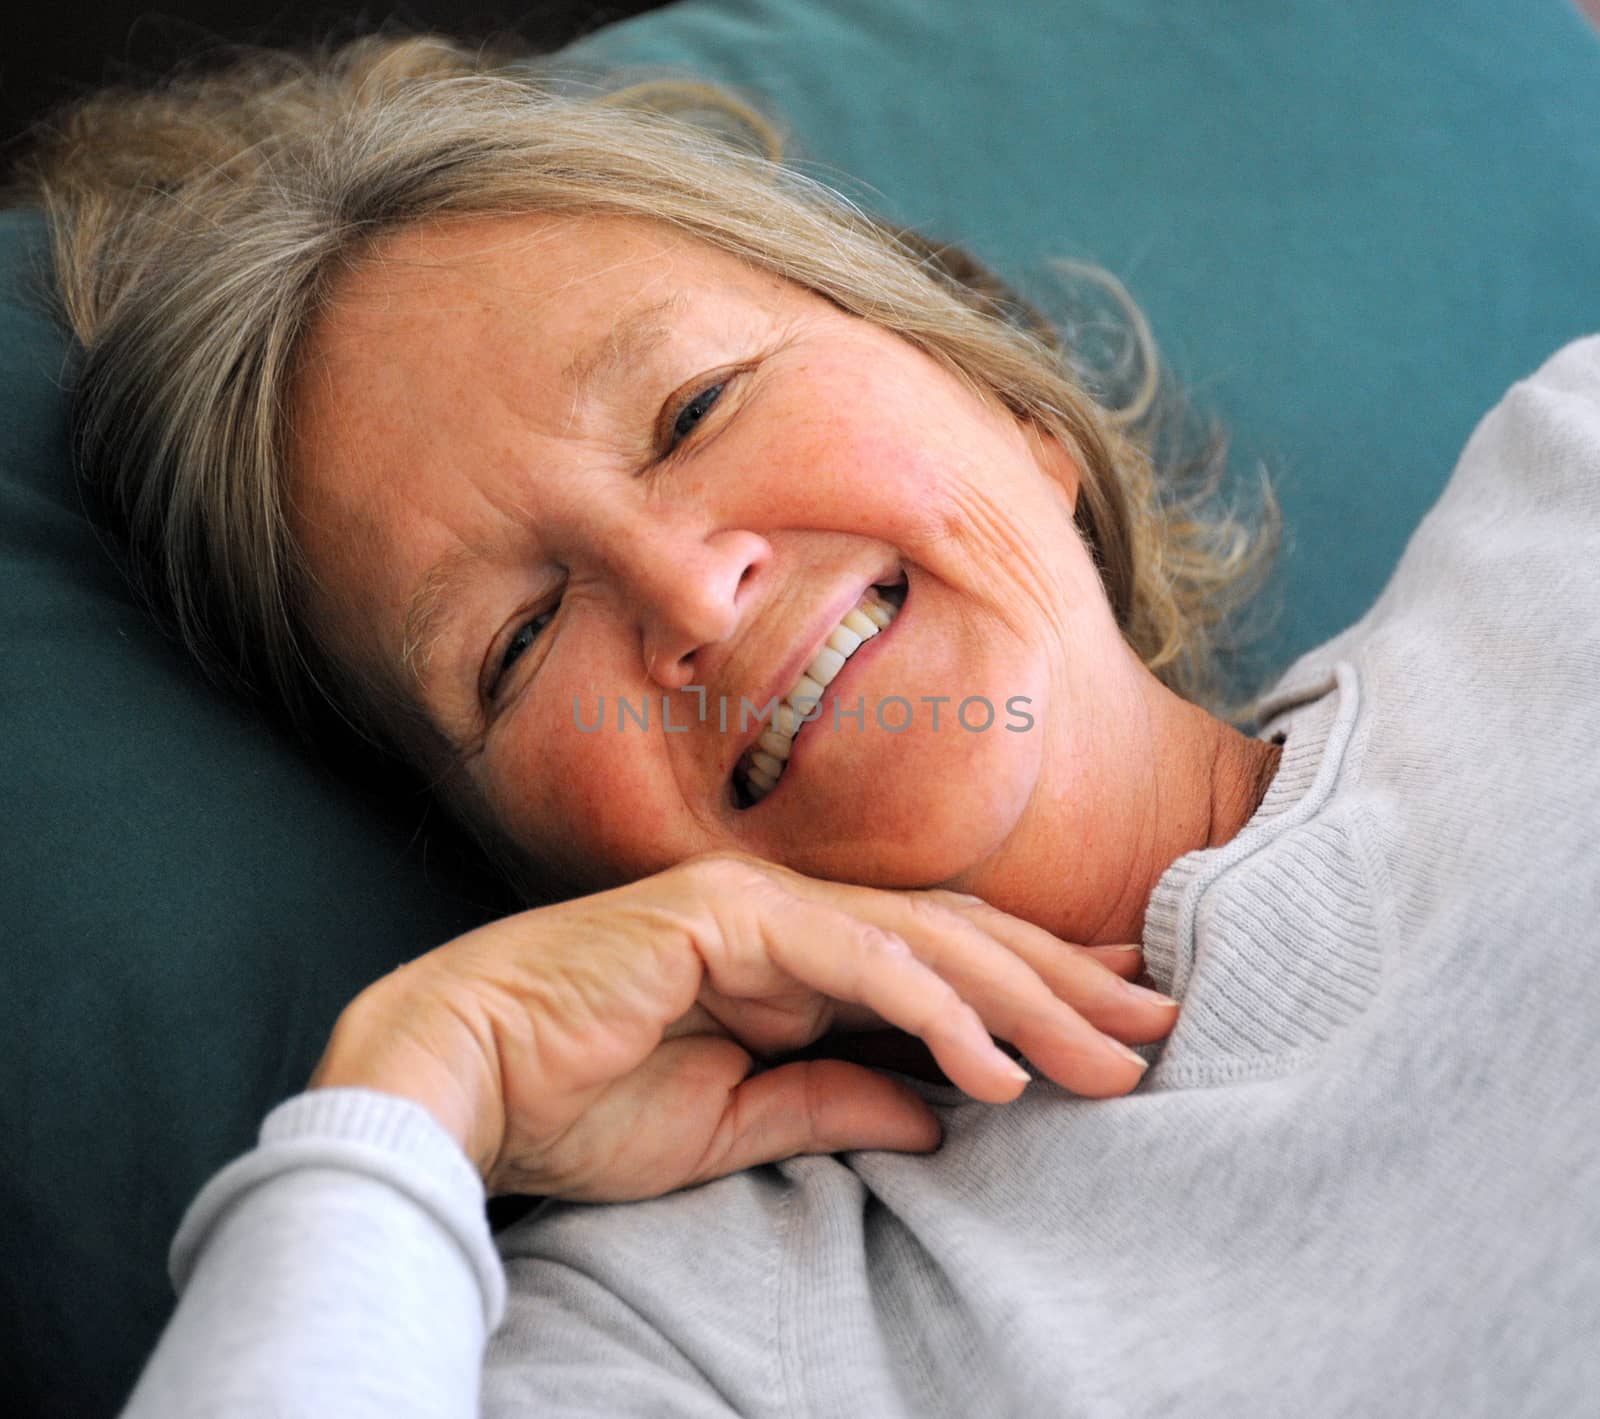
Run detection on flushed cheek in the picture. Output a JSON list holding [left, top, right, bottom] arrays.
[[777, 418, 1046, 593], [739, 338, 1046, 570], [483, 699, 707, 889], [740, 386, 965, 540]]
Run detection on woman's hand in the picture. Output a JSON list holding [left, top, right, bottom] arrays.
[[308, 852, 1178, 1202]]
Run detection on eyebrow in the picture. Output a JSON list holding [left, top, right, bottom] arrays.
[[559, 293, 685, 398], [397, 293, 689, 697], [400, 545, 477, 689]]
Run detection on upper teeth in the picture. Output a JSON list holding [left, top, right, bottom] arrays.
[[739, 585, 902, 804]]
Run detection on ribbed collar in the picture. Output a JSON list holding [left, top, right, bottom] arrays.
[[876, 657, 1364, 1106], [1141, 659, 1362, 1000]]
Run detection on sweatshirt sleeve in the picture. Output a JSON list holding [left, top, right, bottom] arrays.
[[120, 1088, 508, 1419]]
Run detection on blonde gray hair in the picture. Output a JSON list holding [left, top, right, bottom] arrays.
[[4, 31, 1280, 889]]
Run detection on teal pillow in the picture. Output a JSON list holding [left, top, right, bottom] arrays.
[[0, 215, 519, 1415], [561, 0, 1600, 663], [4, 2, 1598, 1413]]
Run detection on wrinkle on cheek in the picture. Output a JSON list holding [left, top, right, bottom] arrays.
[[928, 475, 1075, 640], [672, 745, 734, 844]]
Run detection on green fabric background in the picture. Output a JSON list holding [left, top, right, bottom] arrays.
[[562, 0, 1600, 664], [0, 213, 523, 1415], [2, 2, 1597, 1414]]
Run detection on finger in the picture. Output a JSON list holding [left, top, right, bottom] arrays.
[[773, 877, 1176, 1049], [739, 881, 1151, 1096], [916, 895, 1180, 1044], [776, 945, 1140, 1028], [693, 862, 1156, 1097], [1079, 943, 1144, 979], [687, 1057, 943, 1184], [699, 892, 1038, 1102], [870, 899, 1154, 1095], [801, 890, 1154, 1091]]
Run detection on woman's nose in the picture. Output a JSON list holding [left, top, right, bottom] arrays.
[[630, 527, 771, 690]]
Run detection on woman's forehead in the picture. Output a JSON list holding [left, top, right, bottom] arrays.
[[290, 211, 824, 486], [322, 211, 785, 330], [290, 213, 801, 472]]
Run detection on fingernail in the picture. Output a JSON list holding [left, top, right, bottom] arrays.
[[1097, 943, 1142, 954], [1000, 1055, 1032, 1086], [1119, 979, 1179, 1009], [1109, 1038, 1150, 1070]]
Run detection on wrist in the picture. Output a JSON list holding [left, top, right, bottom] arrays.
[[309, 981, 505, 1181]]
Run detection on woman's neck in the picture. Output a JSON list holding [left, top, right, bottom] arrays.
[[1207, 724, 1284, 850], [945, 683, 1286, 948]]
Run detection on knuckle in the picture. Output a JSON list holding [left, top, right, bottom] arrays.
[[899, 892, 953, 929], [680, 850, 771, 894], [923, 888, 996, 920], [856, 923, 911, 958]]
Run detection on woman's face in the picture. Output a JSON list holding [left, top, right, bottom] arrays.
[[290, 213, 1167, 926]]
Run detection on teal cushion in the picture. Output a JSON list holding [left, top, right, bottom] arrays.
[[0, 214, 519, 1414], [4, 2, 1598, 1413], [561, 0, 1600, 664]]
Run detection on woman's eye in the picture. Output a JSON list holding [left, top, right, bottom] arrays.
[[668, 380, 727, 448], [491, 605, 557, 698]]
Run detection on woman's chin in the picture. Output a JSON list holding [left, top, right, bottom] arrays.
[[757, 765, 1037, 889]]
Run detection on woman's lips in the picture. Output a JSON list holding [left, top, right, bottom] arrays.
[[731, 572, 909, 810]]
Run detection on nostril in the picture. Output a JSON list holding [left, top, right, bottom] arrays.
[[872, 563, 908, 608], [652, 648, 699, 688]]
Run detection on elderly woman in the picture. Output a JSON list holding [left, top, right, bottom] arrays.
[[13, 33, 1598, 1419]]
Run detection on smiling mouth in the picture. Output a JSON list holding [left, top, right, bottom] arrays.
[[731, 572, 909, 809]]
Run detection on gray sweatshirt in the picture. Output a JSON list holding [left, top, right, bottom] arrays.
[[122, 338, 1600, 1418]]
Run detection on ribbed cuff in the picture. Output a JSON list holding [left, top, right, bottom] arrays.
[[170, 1087, 507, 1330]]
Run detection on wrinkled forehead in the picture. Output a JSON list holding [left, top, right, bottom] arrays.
[[304, 210, 790, 361], [331, 213, 657, 319], [292, 217, 612, 442], [286, 211, 800, 466]]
